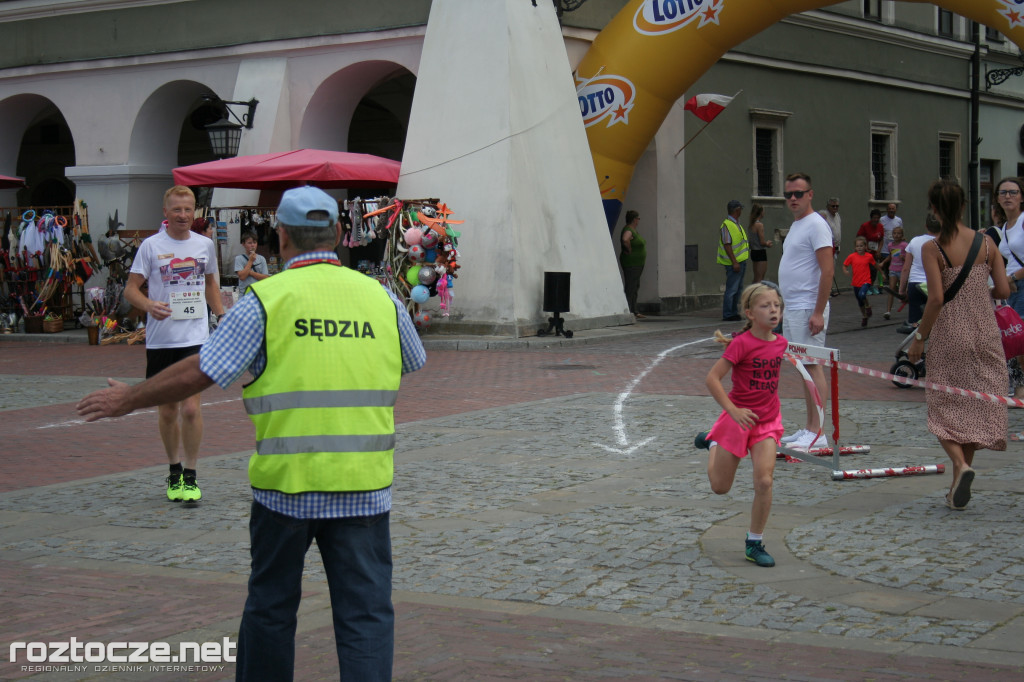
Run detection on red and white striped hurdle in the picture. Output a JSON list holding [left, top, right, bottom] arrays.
[[832, 464, 945, 480], [777, 341, 945, 480], [775, 445, 870, 459]]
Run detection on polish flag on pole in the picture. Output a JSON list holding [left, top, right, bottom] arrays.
[[683, 93, 734, 122], [676, 91, 742, 156]]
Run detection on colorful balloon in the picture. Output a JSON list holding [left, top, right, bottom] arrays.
[[406, 265, 422, 285], [414, 311, 432, 329], [418, 267, 438, 285], [411, 285, 430, 303], [408, 244, 426, 262], [404, 228, 423, 246], [421, 229, 439, 249]]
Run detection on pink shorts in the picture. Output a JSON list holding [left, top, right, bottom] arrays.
[[707, 411, 784, 458]]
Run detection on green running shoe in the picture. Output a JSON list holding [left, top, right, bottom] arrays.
[[166, 474, 184, 502], [181, 477, 202, 504], [745, 539, 776, 567]]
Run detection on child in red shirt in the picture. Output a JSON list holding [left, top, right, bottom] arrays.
[[696, 283, 787, 568], [844, 236, 877, 326], [857, 208, 885, 293]]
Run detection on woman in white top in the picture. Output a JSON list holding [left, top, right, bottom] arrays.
[[898, 215, 939, 332], [996, 177, 1024, 396], [998, 176, 1024, 315]]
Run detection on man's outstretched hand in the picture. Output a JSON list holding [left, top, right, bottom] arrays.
[[77, 378, 133, 422]]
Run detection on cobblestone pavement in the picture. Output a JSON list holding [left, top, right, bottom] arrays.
[[1, 303, 1023, 680]]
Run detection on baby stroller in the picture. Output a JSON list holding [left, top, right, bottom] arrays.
[[890, 329, 925, 388]]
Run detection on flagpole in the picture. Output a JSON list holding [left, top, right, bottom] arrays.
[[674, 120, 712, 157], [674, 89, 742, 157]]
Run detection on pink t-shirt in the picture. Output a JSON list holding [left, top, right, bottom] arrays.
[[722, 330, 788, 423], [888, 240, 908, 272]]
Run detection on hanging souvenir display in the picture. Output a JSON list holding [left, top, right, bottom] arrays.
[[358, 197, 464, 329], [0, 199, 101, 333]]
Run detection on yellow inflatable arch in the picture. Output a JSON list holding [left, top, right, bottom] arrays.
[[579, 0, 1024, 226]]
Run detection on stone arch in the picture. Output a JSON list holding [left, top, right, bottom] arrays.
[[128, 80, 220, 169], [578, 0, 1024, 224], [348, 69, 416, 162], [125, 80, 219, 226], [0, 93, 75, 206], [298, 60, 414, 154]]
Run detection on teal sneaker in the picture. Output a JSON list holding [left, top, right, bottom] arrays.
[[180, 476, 202, 504], [166, 474, 183, 502], [745, 539, 776, 567], [694, 431, 712, 450]]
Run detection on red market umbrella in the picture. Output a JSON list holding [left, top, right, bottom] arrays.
[[0, 174, 25, 188], [172, 149, 401, 190]]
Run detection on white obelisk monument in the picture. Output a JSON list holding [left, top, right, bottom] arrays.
[[397, 0, 632, 335]]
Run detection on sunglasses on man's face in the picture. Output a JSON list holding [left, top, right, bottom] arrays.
[[784, 190, 809, 199]]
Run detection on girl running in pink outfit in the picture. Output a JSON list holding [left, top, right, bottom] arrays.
[[697, 283, 787, 567]]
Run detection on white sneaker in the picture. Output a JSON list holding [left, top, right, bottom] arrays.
[[780, 429, 809, 444], [792, 431, 828, 451]]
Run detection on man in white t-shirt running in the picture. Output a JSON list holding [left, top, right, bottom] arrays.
[[125, 185, 225, 503], [878, 203, 904, 292], [777, 172, 834, 451], [879, 203, 903, 259]]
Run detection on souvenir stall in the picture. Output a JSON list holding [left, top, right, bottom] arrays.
[[172, 150, 467, 334], [174, 148, 406, 286], [0, 199, 100, 334], [79, 224, 167, 344], [360, 197, 463, 330], [190, 196, 466, 331]]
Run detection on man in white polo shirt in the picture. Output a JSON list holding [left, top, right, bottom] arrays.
[[778, 172, 834, 451]]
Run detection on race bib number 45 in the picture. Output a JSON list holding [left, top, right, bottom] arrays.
[[169, 290, 206, 320]]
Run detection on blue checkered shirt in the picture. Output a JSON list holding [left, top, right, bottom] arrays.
[[199, 251, 426, 519]]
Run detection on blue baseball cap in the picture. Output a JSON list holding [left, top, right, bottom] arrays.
[[276, 186, 338, 228]]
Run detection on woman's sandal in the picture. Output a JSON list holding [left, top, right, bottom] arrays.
[[945, 491, 965, 511], [950, 467, 975, 509]]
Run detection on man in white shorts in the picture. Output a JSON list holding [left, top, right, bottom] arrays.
[[778, 172, 834, 451]]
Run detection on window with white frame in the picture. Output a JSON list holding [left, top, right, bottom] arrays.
[[863, 0, 882, 21], [938, 133, 960, 182], [937, 8, 954, 37], [750, 109, 790, 199], [870, 122, 898, 202]]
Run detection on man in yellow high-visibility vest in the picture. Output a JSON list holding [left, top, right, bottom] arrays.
[[717, 199, 749, 321], [77, 186, 426, 680]]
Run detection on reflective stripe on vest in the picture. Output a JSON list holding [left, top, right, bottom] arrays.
[[716, 219, 749, 265], [243, 263, 402, 494], [243, 389, 398, 414], [256, 433, 396, 456]]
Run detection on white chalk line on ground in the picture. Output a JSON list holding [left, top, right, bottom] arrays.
[[595, 337, 715, 456], [36, 397, 241, 430]]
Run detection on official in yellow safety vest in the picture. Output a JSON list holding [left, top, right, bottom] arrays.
[[717, 199, 749, 321], [76, 185, 427, 681]]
